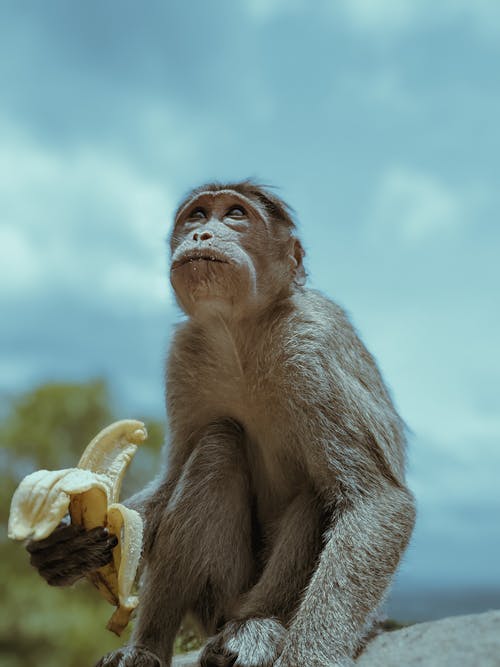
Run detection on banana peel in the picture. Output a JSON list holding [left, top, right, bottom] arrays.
[[8, 420, 147, 635]]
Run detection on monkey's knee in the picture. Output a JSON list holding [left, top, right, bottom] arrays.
[[194, 418, 247, 471], [154, 420, 253, 562], [199, 417, 244, 442], [171, 420, 250, 503]]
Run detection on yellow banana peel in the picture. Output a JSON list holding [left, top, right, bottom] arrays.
[[8, 420, 147, 635]]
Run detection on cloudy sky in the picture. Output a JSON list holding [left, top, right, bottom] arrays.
[[1, 0, 499, 609]]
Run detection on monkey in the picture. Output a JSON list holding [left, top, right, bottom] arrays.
[[27, 180, 416, 667]]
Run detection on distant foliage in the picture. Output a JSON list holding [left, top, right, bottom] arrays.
[[1, 380, 113, 469], [0, 380, 197, 667]]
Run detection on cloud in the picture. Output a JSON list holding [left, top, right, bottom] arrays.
[[0, 118, 176, 309], [0, 290, 173, 418], [244, 0, 305, 21], [368, 166, 464, 243], [408, 436, 500, 506], [352, 293, 500, 451], [334, 0, 420, 34], [401, 432, 500, 585], [0, 117, 181, 415], [336, 68, 418, 113], [242, 0, 500, 38], [332, 0, 500, 38]]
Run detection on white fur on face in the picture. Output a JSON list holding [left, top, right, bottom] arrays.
[[169, 192, 276, 319]]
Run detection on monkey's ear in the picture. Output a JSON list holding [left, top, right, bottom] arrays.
[[289, 238, 306, 286]]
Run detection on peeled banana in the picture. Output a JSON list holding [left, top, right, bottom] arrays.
[[8, 420, 147, 636]]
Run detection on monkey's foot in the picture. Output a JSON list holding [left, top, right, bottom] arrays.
[[200, 618, 286, 667], [275, 653, 354, 667], [94, 646, 162, 667]]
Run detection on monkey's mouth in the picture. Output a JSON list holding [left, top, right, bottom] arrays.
[[172, 252, 230, 270]]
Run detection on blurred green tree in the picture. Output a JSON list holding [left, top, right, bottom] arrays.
[[1, 379, 113, 470]]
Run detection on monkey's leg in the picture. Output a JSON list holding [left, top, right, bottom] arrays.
[[275, 484, 416, 667], [200, 489, 324, 667], [95, 419, 254, 667], [237, 488, 324, 621]]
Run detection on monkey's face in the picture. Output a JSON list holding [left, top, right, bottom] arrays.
[[169, 190, 295, 319]]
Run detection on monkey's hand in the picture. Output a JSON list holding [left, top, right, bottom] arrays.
[[94, 646, 162, 666], [200, 618, 286, 667], [26, 521, 118, 587]]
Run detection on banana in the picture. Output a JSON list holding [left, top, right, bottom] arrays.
[[8, 419, 147, 636]]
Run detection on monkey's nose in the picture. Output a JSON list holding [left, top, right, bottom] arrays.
[[193, 231, 213, 242]]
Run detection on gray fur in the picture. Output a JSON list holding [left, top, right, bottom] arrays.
[[92, 181, 415, 666]]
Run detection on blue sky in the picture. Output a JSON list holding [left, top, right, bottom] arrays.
[[1, 0, 499, 604]]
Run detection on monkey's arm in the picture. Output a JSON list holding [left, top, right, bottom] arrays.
[[279, 361, 415, 664], [268, 326, 414, 665], [277, 481, 415, 667], [234, 489, 324, 622]]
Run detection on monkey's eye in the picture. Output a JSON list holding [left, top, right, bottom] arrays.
[[225, 205, 247, 219], [187, 207, 207, 221]]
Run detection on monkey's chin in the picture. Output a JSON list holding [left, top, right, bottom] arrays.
[[173, 275, 258, 318], [171, 266, 257, 320], [177, 292, 241, 320]]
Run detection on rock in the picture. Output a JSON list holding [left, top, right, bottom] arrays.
[[172, 610, 500, 666], [357, 610, 500, 667], [172, 653, 202, 667]]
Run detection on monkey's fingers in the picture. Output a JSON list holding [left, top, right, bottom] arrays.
[[94, 647, 162, 667], [27, 525, 113, 559], [26, 522, 104, 554], [200, 650, 236, 667], [200, 638, 237, 667], [25, 521, 83, 553], [30, 533, 118, 570], [34, 537, 118, 586], [40, 555, 110, 587]]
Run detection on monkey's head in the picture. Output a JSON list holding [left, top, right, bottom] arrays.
[[169, 181, 305, 320]]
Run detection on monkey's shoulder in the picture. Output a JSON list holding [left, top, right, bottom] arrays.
[[261, 289, 390, 407], [287, 288, 353, 333], [278, 289, 370, 361], [166, 289, 375, 380]]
